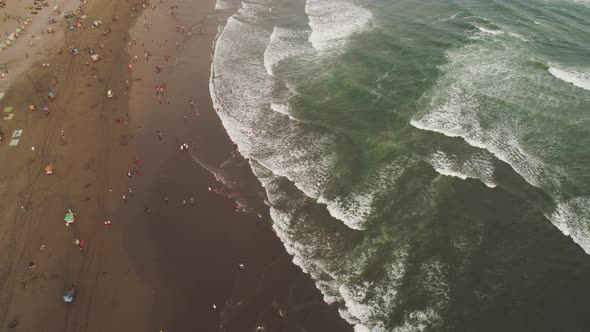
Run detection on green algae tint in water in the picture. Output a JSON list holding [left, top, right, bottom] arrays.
[[210, 0, 590, 330]]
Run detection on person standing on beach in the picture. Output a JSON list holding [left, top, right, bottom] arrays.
[[190, 99, 199, 115], [74, 239, 85, 253]]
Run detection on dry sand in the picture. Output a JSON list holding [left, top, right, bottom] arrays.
[[0, 0, 153, 330], [0, 0, 79, 96], [0, 0, 353, 331]]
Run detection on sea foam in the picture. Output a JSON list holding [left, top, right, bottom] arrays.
[[548, 66, 590, 92], [212, 1, 405, 233], [264, 27, 311, 76], [426, 150, 496, 188], [411, 25, 590, 255], [305, 0, 373, 51], [547, 197, 590, 255], [250, 158, 451, 332]]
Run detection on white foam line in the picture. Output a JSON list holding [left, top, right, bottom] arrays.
[[264, 27, 311, 76], [476, 26, 503, 35], [305, 0, 373, 51], [252, 160, 454, 331], [427, 150, 496, 188], [546, 197, 590, 255], [548, 66, 590, 92], [270, 102, 290, 115], [508, 32, 529, 42], [411, 118, 548, 190]]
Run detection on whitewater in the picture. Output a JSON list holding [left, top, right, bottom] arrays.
[[209, 0, 590, 330]]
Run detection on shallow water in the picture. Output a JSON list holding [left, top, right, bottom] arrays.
[[210, 0, 590, 330]]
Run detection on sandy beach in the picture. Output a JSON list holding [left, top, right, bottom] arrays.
[[0, 0, 80, 96], [0, 0, 352, 331]]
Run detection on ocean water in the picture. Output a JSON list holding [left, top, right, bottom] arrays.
[[209, 0, 590, 330]]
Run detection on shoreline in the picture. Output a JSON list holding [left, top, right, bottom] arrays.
[[122, 0, 353, 330]]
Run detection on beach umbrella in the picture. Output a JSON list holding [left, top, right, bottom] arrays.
[[6, 40, 12, 46], [0, 43, 6, 49]]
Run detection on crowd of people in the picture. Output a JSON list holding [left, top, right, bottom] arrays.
[[14, 0, 248, 313]]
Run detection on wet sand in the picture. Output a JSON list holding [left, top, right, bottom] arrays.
[[0, 0, 353, 331], [122, 0, 353, 330]]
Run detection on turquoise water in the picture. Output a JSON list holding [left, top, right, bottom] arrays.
[[210, 0, 590, 330]]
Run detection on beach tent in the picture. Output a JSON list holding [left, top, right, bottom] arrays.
[[90, 54, 100, 62], [0, 43, 6, 49], [7, 34, 16, 41]]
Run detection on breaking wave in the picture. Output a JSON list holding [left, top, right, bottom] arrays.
[[412, 21, 590, 254], [548, 66, 590, 91], [305, 0, 373, 51]]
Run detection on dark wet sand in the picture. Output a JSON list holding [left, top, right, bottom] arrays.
[[122, 0, 353, 331]]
